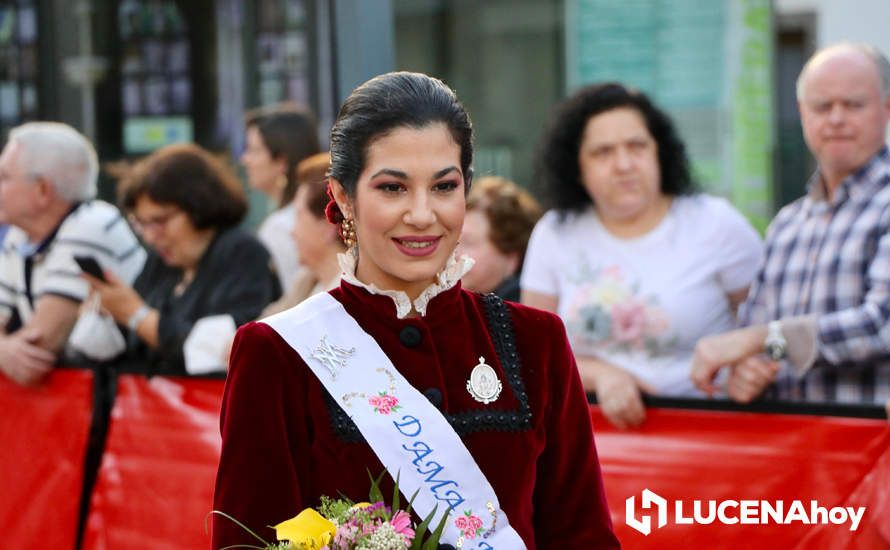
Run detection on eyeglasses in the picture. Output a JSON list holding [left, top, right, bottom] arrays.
[[129, 208, 183, 234]]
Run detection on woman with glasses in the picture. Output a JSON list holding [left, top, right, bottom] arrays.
[[84, 143, 280, 374]]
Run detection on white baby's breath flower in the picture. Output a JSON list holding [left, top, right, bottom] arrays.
[[356, 522, 408, 549]]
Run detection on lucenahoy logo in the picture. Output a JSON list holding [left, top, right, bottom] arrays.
[[625, 489, 866, 535]]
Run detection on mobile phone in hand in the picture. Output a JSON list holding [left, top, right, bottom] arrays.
[[74, 255, 107, 282]]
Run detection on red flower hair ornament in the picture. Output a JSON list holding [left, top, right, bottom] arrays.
[[324, 183, 345, 225], [325, 183, 357, 247]]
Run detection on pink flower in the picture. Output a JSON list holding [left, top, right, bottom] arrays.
[[368, 393, 400, 415], [455, 513, 483, 539], [391, 510, 415, 540], [332, 523, 358, 548], [611, 301, 647, 344]]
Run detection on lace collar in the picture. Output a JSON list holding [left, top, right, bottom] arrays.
[[337, 248, 474, 319]]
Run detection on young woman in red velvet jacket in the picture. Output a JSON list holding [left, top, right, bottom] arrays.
[[212, 72, 619, 550]]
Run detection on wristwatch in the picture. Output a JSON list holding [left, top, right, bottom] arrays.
[[764, 320, 787, 361], [127, 304, 151, 332]]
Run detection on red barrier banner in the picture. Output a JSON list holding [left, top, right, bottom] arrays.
[[591, 406, 890, 549], [0, 368, 93, 548], [82, 375, 224, 550]]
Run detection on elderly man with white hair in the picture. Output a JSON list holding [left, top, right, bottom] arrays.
[[692, 43, 890, 408], [0, 122, 145, 385]]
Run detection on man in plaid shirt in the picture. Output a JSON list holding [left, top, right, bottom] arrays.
[[692, 43, 890, 407]]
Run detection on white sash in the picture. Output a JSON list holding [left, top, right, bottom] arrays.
[[263, 292, 526, 550]]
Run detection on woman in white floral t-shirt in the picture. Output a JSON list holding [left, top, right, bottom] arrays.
[[522, 83, 763, 429]]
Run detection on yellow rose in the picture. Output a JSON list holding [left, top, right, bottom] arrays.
[[274, 508, 336, 549]]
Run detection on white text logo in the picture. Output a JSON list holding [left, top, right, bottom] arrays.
[[625, 490, 866, 535]]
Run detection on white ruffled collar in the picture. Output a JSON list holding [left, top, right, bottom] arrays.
[[337, 248, 474, 319]]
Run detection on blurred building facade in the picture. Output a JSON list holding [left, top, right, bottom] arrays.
[[774, 0, 890, 208], [2, 0, 888, 221]]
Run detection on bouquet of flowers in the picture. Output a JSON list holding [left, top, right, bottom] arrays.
[[213, 473, 448, 550]]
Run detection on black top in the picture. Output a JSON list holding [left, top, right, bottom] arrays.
[[493, 274, 520, 303], [129, 227, 281, 374]]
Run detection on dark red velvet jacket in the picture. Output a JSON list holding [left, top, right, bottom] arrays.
[[212, 281, 619, 549]]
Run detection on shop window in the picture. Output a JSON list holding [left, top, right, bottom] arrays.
[[394, 0, 563, 188], [118, 0, 192, 153], [0, 0, 40, 139], [254, 0, 311, 106]]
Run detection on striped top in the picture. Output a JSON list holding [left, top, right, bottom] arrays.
[[0, 200, 145, 331]]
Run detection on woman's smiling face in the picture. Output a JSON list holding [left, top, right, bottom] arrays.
[[331, 123, 466, 299]]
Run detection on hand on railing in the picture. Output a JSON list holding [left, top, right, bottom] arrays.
[[581, 356, 656, 430], [0, 328, 55, 386]]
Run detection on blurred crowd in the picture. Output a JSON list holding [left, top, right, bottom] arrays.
[[1, 41, 889, 425]]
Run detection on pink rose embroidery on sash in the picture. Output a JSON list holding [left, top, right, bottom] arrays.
[[368, 392, 401, 415], [454, 511, 485, 539]]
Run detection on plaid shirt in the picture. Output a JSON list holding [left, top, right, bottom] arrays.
[[740, 147, 890, 405]]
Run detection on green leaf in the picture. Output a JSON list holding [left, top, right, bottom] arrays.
[[405, 487, 423, 539], [367, 469, 387, 504], [409, 504, 437, 550], [317, 495, 353, 524], [422, 507, 451, 550], [391, 471, 401, 519], [207, 510, 270, 546]]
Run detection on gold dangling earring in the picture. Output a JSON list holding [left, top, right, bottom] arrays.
[[340, 217, 356, 248]]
